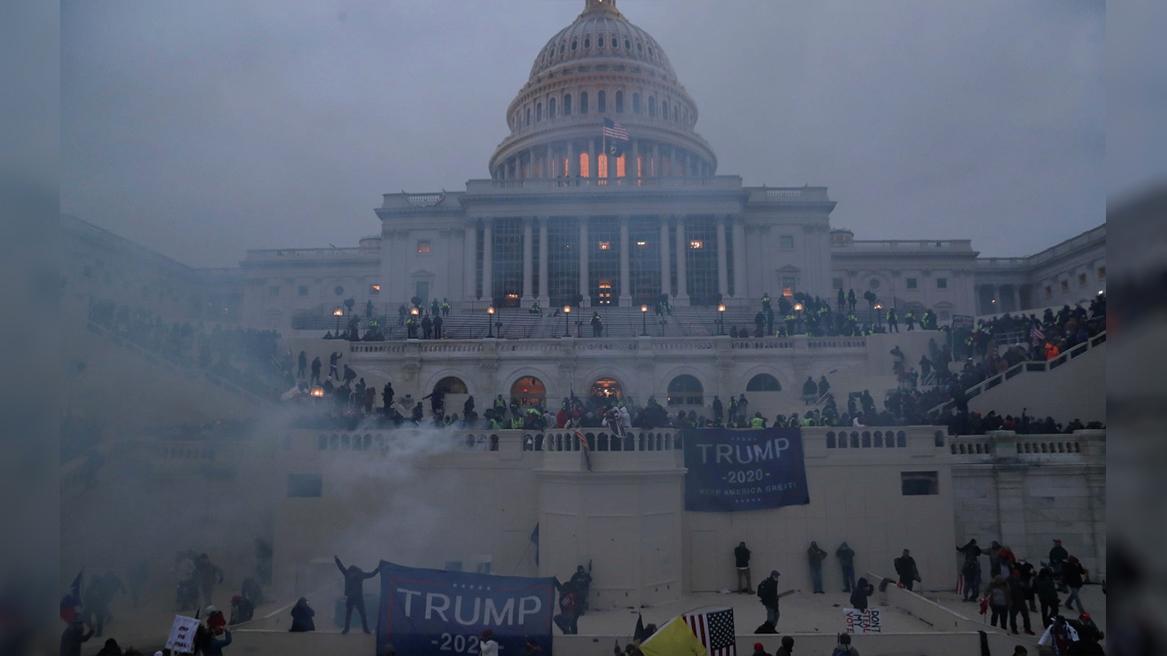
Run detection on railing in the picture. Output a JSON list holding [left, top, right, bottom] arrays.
[[833, 239, 975, 252], [746, 186, 831, 203], [929, 331, 1106, 415], [243, 247, 375, 262], [946, 431, 1102, 460], [461, 175, 744, 194], [341, 334, 869, 358], [304, 428, 683, 456]]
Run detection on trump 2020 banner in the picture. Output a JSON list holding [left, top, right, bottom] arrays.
[[683, 428, 810, 511], [377, 561, 556, 656]]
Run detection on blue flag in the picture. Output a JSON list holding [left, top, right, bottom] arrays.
[[377, 560, 556, 656], [683, 427, 811, 511]]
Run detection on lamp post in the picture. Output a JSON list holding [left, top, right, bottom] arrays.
[[332, 307, 344, 335], [563, 305, 572, 337], [640, 304, 648, 336], [487, 306, 496, 338], [716, 303, 726, 335], [408, 306, 419, 339], [874, 303, 883, 330], [793, 302, 804, 335]]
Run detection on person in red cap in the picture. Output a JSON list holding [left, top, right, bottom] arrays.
[[751, 642, 771, 656]]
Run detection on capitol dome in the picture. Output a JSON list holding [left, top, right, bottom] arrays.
[[490, 0, 717, 182]]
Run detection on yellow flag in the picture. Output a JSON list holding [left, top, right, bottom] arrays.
[[640, 617, 708, 656]]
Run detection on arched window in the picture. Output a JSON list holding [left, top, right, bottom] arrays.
[[433, 376, 468, 396], [615, 90, 624, 113], [648, 96, 656, 117], [624, 38, 631, 49], [662, 102, 669, 121], [667, 374, 704, 406], [633, 93, 641, 114], [598, 90, 607, 112], [746, 374, 781, 392], [536, 102, 543, 121], [525, 107, 531, 127], [584, 36, 590, 48], [563, 94, 572, 116], [580, 92, 588, 114], [579, 152, 590, 178], [549, 97, 557, 119], [598, 36, 605, 47], [510, 376, 546, 407], [571, 39, 577, 51], [590, 377, 623, 400]]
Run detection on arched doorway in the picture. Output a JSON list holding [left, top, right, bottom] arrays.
[[590, 377, 624, 401], [510, 376, 546, 408], [667, 374, 704, 406], [429, 376, 468, 417], [433, 377, 468, 395], [746, 373, 781, 392]]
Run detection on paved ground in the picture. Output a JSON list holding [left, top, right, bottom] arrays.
[[570, 589, 935, 637]]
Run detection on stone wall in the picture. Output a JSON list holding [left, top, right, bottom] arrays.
[[950, 430, 1106, 578]]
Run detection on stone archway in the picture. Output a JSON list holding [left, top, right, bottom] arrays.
[[510, 376, 546, 408]]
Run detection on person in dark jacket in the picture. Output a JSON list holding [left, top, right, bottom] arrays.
[[1034, 567, 1060, 628], [751, 641, 771, 656], [957, 539, 982, 563], [893, 549, 921, 591], [335, 556, 378, 634], [1062, 556, 1086, 612], [1007, 569, 1034, 635], [807, 542, 828, 593], [60, 618, 94, 656], [961, 556, 982, 602], [757, 571, 782, 626], [734, 542, 752, 593], [228, 594, 254, 625], [836, 542, 856, 592], [849, 577, 875, 611], [195, 626, 232, 656], [775, 636, 795, 656], [289, 597, 316, 632]]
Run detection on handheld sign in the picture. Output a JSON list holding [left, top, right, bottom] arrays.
[[164, 615, 200, 654], [377, 560, 556, 656], [843, 608, 882, 634], [684, 428, 810, 511]]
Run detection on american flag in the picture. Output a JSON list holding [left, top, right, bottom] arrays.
[[682, 607, 736, 656], [1030, 324, 1045, 343], [602, 117, 630, 141]]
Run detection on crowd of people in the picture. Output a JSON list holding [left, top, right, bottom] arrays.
[[88, 298, 294, 398], [957, 537, 1104, 653]]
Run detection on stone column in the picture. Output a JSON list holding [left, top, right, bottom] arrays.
[[1012, 285, 1021, 312], [619, 216, 632, 306], [732, 218, 747, 299], [673, 216, 689, 304], [568, 142, 577, 178], [659, 218, 672, 297], [578, 220, 590, 306], [546, 144, 553, 178], [538, 217, 550, 306], [632, 140, 640, 179], [716, 216, 729, 299], [522, 217, 534, 306], [588, 139, 596, 179], [482, 219, 494, 306], [464, 222, 477, 302]]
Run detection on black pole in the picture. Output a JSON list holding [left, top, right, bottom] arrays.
[[564, 312, 570, 337], [487, 313, 493, 338], [641, 312, 647, 336]]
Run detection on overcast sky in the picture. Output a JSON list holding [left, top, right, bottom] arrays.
[[62, 0, 1107, 267]]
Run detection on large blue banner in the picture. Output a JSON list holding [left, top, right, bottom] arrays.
[[683, 428, 811, 511], [377, 561, 555, 656]]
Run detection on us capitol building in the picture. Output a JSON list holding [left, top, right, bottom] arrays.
[[230, 0, 1104, 333]]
